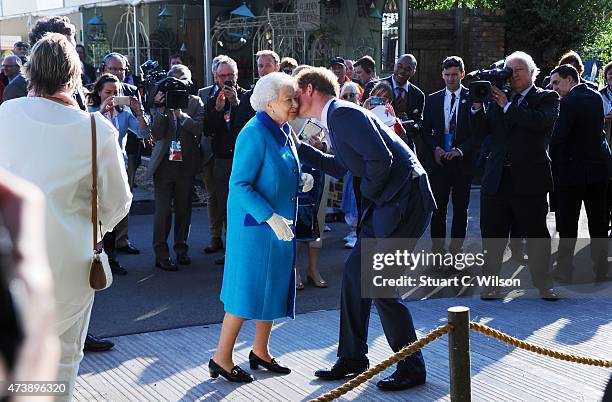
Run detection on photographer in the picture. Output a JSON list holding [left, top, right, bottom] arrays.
[[148, 65, 204, 271], [203, 56, 246, 265], [470, 51, 560, 301]]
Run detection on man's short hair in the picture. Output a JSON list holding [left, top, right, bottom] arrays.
[[550, 64, 579, 83], [217, 56, 238, 73], [28, 16, 75, 47], [211, 55, 226, 73], [256, 50, 280, 65], [354, 55, 375, 74], [504, 51, 540, 80], [168, 64, 192, 81], [603, 61, 612, 80], [558, 50, 584, 75], [442, 56, 464, 72], [103, 52, 127, 68], [4, 55, 22, 66], [295, 66, 339, 97], [25, 33, 81, 97]]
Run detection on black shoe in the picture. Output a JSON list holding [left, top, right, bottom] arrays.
[[109, 259, 127, 275], [117, 244, 140, 255], [156, 258, 178, 271], [376, 370, 426, 391], [314, 358, 368, 380], [539, 288, 560, 301], [177, 253, 191, 265], [204, 239, 223, 254], [84, 334, 114, 352], [480, 288, 504, 300], [215, 255, 225, 265], [249, 350, 291, 374], [208, 359, 254, 383]]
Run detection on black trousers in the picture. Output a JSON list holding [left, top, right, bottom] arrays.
[[338, 180, 430, 376], [429, 167, 472, 252], [480, 168, 552, 290], [556, 180, 609, 275]]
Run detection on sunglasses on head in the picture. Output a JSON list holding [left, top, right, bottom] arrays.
[[342, 93, 357, 100]]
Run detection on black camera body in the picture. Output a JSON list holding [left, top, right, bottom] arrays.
[[156, 76, 190, 110], [468, 67, 513, 103]]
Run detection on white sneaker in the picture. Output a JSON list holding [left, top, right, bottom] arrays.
[[345, 237, 357, 248], [324, 225, 332, 232], [343, 231, 356, 242]]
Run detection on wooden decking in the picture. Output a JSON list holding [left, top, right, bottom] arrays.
[[75, 296, 611, 401]]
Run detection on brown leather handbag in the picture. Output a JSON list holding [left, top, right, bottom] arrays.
[[89, 113, 113, 291]]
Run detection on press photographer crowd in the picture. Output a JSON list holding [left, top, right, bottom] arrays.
[[1, 13, 612, 401]]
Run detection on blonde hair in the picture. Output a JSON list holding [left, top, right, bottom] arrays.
[[25, 32, 81, 96]]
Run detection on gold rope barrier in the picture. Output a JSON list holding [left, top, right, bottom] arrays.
[[469, 322, 612, 368], [308, 324, 453, 402]]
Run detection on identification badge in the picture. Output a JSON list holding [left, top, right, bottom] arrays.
[[169, 140, 183, 161]]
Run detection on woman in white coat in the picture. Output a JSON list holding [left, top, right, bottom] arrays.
[[0, 33, 131, 400]]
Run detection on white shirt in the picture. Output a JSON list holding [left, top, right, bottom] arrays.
[[318, 97, 335, 130], [601, 86, 612, 115], [391, 76, 409, 98], [444, 87, 462, 133], [0, 98, 132, 328]]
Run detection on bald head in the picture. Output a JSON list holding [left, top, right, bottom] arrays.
[[394, 54, 417, 85]]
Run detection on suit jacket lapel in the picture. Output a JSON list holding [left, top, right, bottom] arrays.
[[326, 100, 348, 168], [456, 86, 469, 134]]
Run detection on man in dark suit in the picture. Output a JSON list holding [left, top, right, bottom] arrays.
[[422, 56, 478, 255], [354, 55, 378, 98], [295, 67, 436, 391], [470, 51, 560, 301], [102, 52, 142, 255], [376, 54, 425, 152], [549, 64, 610, 282], [203, 57, 246, 265], [1, 55, 27, 102]]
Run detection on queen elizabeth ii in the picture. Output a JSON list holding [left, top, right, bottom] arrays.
[[209, 72, 313, 383]]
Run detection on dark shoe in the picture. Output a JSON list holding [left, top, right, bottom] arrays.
[[307, 274, 328, 288], [249, 351, 291, 374], [177, 253, 191, 265], [539, 288, 560, 301], [156, 258, 178, 271], [205, 238, 223, 254], [314, 358, 368, 380], [84, 334, 114, 352], [208, 359, 254, 383], [215, 255, 225, 265], [480, 288, 504, 300], [117, 244, 140, 255], [109, 259, 127, 275], [376, 370, 426, 391], [510, 251, 528, 263]]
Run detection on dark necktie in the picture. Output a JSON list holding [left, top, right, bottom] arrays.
[[394, 87, 408, 114], [449, 92, 457, 136], [512, 92, 522, 106]]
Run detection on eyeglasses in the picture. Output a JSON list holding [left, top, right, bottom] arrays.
[[342, 93, 358, 100], [106, 67, 127, 73]]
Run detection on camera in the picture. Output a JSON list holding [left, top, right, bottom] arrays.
[[156, 76, 189, 109], [467, 66, 513, 103]]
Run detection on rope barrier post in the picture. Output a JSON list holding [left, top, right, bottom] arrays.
[[448, 306, 471, 402]]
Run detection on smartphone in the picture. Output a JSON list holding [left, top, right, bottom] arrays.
[[298, 119, 325, 141], [114, 96, 130, 106], [370, 96, 386, 106], [224, 80, 234, 88]]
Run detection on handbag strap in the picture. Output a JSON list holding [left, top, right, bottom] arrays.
[[90, 113, 98, 251]]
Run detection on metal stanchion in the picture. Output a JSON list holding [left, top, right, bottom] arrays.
[[448, 306, 471, 401]]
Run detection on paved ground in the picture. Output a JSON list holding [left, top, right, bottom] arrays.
[[77, 297, 612, 401]]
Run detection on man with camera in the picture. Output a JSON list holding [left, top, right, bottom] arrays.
[[470, 51, 560, 301], [549, 64, 610, 283], [102, 52, 142, 256], [422, 56, 478, 257], [202, 57, 246, 265], [149, 65, 204, 271]]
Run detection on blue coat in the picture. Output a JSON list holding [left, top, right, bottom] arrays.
[[220, 112, 300, 320]]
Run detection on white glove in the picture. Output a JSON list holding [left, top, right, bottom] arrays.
[[266, 213, 294, 241], [301, 173, 314, 193]]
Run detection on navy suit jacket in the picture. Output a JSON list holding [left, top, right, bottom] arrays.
[[470, 86, 560, 195], [298, 99, 436, 238], [2, 75, 27, 102], [421, 86, 479, 174], [550, 84, 611, 186]]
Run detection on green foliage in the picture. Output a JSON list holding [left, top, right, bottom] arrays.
[[407, 0, 501, 10]]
